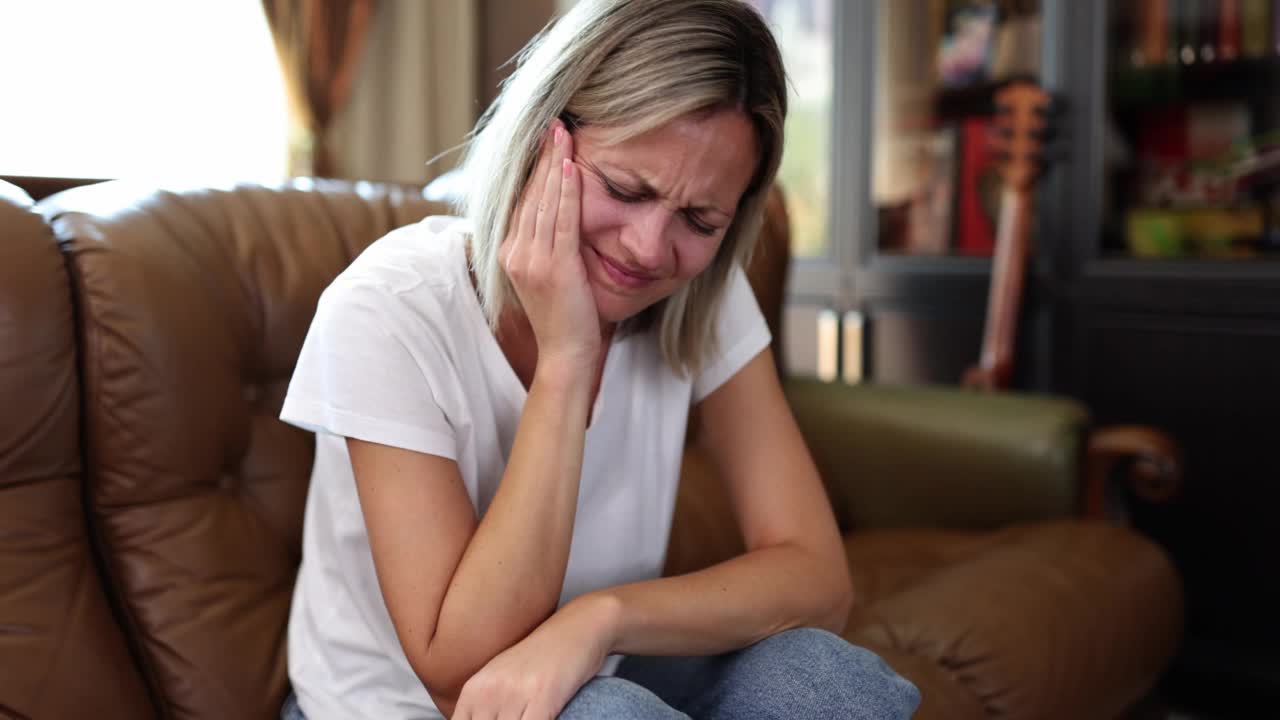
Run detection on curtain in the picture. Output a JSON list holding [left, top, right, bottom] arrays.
[[262, 0, 377, 177], [872, 0, 942, 205], [328, 0, 477, 185]]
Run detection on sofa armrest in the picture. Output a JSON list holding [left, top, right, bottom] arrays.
[[784, 379, 1089, 531], [1082, 425, 1183, 523]]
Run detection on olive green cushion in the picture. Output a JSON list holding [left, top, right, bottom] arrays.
[[784, 380, 1088, 532]]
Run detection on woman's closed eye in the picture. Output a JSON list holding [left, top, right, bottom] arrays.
[[682, 211, 718, 236], [602, 178, 647, 204], [601, 176, 720, 237]]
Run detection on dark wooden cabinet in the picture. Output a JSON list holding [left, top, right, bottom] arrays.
[[1049, 7, 1280, 704], [828, 0, 1280, 709], [1060, 298, 1280, 708]]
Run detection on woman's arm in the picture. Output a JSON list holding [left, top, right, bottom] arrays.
[[352, 362, 593, 714], [582, 347, 853, 656], [350, 120, 599, 715]]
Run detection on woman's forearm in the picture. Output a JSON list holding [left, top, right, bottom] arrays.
[[591, 543, 853, 658], [425, 362, 594, 687]]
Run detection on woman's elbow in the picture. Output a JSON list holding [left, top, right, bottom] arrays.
[[785, 537, 853, 633], [819, 558, 854, 634], [824, 588, 854, 635], [409, 648, 465, 716]]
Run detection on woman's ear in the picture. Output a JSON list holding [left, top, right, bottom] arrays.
[[559, 111, 582, 134]]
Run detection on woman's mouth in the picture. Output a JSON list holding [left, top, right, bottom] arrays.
[[592, 247, 657, 290]]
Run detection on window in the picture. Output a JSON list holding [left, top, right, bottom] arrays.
[[746, 0, 834, 259], [0, 1, 288, 182]]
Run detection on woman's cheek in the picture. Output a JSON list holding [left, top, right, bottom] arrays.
[[577, 184, 623, 239], [675, 234, 723, 279]]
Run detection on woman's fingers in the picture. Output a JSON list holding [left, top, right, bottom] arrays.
[[532, 122, 569, 256], [504, 124, 558, 269], [521, 698, 554, 720], [498, 117, 601, 363], [501, 700, 530, 720], [553, 154, 580, 262], [454, 685, 526, 720]]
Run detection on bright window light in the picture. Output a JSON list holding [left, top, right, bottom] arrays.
[[0, 0, 289, 183]]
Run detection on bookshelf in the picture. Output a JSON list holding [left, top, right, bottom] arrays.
[[872, 0, 1041, 259], [1111, 55, 1280, 109], [1041, 1, 1280, 712], [844, 1, 1280, 711], [1103, 0, 1280, 262]]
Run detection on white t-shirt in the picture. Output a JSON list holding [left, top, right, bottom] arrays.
[[280, 216, 770, 720]]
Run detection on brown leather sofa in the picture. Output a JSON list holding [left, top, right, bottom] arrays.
[[0, 178, 1182, 720]]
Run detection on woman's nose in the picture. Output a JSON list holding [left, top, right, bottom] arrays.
[[619, 207, 674, 273]]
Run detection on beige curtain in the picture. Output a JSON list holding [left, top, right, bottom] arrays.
[[262, 0, 378, 177], [329, 0, 478, 184]]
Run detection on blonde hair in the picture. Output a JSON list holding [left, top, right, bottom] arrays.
[[458, 0, 786, 374]]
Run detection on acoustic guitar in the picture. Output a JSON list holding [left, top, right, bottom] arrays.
[[962, 80, 1053, 391]]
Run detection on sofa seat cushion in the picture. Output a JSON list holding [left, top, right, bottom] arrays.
[[842, 522, 1183, 720]]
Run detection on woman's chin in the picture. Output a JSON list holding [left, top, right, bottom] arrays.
[[592, 295, 635, 325], [590, 282, 647, 325]]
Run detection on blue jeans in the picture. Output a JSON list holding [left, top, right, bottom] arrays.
[[281, 628, 920, 719], [564, 628, 920, 719], [281, 691, 304, 720]]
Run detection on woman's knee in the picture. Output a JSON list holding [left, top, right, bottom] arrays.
[[740, 627, 921, 719], [558, 676, 689, 719]]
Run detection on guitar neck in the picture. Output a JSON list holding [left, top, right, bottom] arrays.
[[976, 186, 1034, 386], [963, 79, 1051, 391]]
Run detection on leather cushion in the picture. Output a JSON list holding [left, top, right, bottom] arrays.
[[786, 379, 1089, 531], [843, 522, 1183, 720], [666, 446, 1183, 720], [45, 180, 441, 720], [0, 181, 154, 720]]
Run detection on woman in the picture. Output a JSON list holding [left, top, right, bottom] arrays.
[[280, 0, 921, 718]]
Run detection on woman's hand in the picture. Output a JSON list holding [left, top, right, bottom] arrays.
[[452, 594, 619, 720], [499, 119, 600, 375]]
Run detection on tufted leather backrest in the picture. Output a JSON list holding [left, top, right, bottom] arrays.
[[0, 181, 155, 720], [745, 185, 791, 373], [45, 180, 441, 720]]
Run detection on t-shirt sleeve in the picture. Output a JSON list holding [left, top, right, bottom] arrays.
[[280, 278, 458, 460], [691, 264, 773, 403]]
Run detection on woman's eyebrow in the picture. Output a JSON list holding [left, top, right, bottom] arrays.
[[589, 158, 732, 219]]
